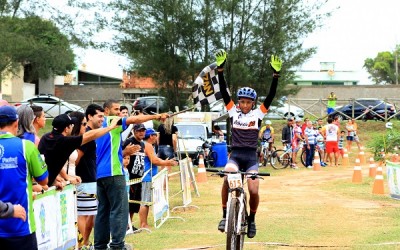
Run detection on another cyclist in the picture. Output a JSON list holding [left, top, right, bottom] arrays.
[[258, 120, 274, 164], [214, 49, 282, 238]]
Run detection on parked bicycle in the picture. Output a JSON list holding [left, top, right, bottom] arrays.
[[206, 169, 270, 250], [271, 142, 293, 169], [259, 139, 277, 167]]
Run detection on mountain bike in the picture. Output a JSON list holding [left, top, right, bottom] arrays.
[[259, 140, 277, 167], [206, 169, 270, 250]]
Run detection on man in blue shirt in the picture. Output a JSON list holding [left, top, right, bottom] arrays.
[[0, 106, 48, 250]]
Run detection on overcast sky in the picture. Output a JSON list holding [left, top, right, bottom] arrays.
[[77, 0, 400, 84]]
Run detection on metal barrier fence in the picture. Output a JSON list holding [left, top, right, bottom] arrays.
[[285, 98, 400, 122], [9, 97, 400, 122]]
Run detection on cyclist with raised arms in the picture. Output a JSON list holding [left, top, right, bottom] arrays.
[[215, 49, 282, 238]]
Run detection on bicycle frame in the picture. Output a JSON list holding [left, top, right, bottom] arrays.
[[225, 177, 247, 235], [207, 169, 270, 250]]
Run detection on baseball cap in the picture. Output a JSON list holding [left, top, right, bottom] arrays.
[[133, 123, 146, 131], [144, 128, 157, 139], [52, 114, 77, 131], [0, 106, 18, 122]]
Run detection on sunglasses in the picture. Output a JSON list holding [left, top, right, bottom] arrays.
[[81, 122, 87, 126]]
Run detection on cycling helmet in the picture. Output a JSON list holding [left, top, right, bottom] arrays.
[[386, 122, 393, 129], [265, 120, 272, 125], [237, 87, 257, 100]]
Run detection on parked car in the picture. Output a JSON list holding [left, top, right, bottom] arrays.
[[265, 101, 304, 120], [331, 98, 396, 121], [14, 94, 84, 118], [132, 96, 166, 114]]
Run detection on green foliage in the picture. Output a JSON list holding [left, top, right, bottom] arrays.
[[364, 45, 400, 85], [0, 0, 106, 48], [109, 0, 331, 108], [367, 129, 400, 162], [0, 16, 75, 80]]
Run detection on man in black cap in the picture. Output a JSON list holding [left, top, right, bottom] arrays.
[[38, 113, 121, 188], [122, 123, 146, 230]]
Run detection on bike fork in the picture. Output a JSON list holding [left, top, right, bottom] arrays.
[[236, 192, 246, 235]]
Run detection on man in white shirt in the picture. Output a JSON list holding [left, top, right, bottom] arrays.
[[322, 117, 340, 167]]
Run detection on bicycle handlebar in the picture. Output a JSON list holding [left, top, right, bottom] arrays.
[[206, 168, 270, 176]]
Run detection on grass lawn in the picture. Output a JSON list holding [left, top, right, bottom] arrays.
[[40, 118, 400, 249]]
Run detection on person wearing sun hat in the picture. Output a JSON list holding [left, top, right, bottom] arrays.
[[38, 113, 122, 188], [0, 105, 48, 249], [138, 128, 178, 228]]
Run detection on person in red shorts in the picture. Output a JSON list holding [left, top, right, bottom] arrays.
[[322, 117, 340, 167]]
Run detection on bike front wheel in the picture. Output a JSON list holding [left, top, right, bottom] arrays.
[[226, 198, 244, 250], [271, 149, 291, 169]]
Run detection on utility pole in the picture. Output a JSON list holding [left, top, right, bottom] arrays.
[[395, 49, 399, 85]]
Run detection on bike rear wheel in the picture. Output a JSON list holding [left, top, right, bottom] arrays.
[[227, 198, 244, 250], [271, 149, 291, 169], [300, 149, 321, 167]]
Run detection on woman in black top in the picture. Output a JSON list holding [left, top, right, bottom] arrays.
[[157, 116, 178, 161]]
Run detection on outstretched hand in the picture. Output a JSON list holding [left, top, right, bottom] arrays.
[[215, 49, 227, 68], [270, 55, 282, 73]]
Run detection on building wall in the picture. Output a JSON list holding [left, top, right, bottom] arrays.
[[55, 85, 122, 100], [291, 85, 400, 100]]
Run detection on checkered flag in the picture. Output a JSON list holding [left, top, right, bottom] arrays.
[[192, 63, 229, 107]]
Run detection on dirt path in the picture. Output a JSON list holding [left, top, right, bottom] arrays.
[[251, 166, 400, 249]]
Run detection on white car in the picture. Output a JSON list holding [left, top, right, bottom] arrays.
[[15, 94, 84, 118], [265, 102, 304, 120]]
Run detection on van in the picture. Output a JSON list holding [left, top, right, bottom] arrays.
[[175, 122, 211, 159]]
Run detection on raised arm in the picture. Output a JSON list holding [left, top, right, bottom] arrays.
[[263, 55, 282, 109], [81, 117, 121, 145], [144, 142, 178, 167], [126, 113, 168, 125], [215, 49, 231, 106]]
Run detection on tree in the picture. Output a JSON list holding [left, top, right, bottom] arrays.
[[0, 16, 75, 82], [110, 0, 331, 108], [364, 45, 400, 85]]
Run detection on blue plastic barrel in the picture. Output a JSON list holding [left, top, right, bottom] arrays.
[[212, 142, 228, 167]]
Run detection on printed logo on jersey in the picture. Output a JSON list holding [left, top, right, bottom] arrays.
[[0, 144, 18, 170], [0, 144, 4, 159]]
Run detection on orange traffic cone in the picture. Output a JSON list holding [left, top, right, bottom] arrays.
[[342, 148, 349, 167], [368, 157, 376, 177], [352, 158, 362, 183], [372, 165, 384, 195], [313, 151, 321, 171], [196, 154, 207, 183], [358, 146, 366, 166]]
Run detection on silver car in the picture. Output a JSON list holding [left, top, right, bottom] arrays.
[[15, 94, 84, 118]]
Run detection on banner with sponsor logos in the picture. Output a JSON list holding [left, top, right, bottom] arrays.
[[34, 184, 77, 250], [179, 159, 192, 206], [386, 161, 400, 200], [152, 168, 170, 228]]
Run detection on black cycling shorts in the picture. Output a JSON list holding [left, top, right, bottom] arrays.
[[227, 148, 258, 172]]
